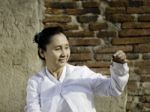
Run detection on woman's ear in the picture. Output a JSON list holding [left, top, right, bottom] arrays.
[[39, 48, 45, 59]]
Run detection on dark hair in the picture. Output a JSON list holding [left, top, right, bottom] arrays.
[[34, 26, 65, 60]]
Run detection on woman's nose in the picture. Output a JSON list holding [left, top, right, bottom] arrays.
[[61, 49, 66, 56]]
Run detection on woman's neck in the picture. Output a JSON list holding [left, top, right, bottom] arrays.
[[47, 65, 64, 80]]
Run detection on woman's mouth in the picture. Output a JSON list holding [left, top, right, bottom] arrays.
[[59, 58, 66, 63]]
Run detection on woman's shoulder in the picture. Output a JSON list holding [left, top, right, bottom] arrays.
[[27, 68, 45, 84]]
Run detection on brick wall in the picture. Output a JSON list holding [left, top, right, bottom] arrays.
[[44, 0, 150, 112]]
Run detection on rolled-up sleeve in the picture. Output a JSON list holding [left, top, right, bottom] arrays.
[[25, 77, 41, 112], [83, 62, 129, 96]]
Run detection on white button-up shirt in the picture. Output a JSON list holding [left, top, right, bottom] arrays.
[[25, 62, 129, 112]]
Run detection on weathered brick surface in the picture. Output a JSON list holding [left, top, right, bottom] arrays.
[[126, 53, 139, 60], [97, 31, 117, 38], [143, 53, 150, 60], [71, 47, 91, 53], [65, 8, 100, 15], [46, 2, 77, 9], [143, 103, 150, 112], [70, 53, 92, 61], [138, 14, 150, 22], [83, 61, 110, 68], [45, 8, 63, 14], [127, 6, 150, 14], [77, 15, 98, 23], [109, 1, 128, 7], [106, 14, 134, 22], [95, 54, 113, 61], [106, 7, 126, 14], [140, 96, 150, 102], [43, 15, 71, 23], [45, 23, 79, 30], [65, 31, 94, 37], [129, 60, 150, 67], [119, 29, 150, 37], [127, 81, 140, 93], [89, 22, 108, 31], [122, 22, 150, 29], [112, 37, 150, 45], [69, 38, 101, 46], [94, 45, 133, 53], [141, 76, 150, 82], [143, 0, 150, 6], [134, 44, 150, 53], [82, 1, 99, 8], [134, 67, 150, 74]]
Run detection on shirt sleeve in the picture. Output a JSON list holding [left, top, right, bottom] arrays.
[[83, 62, 129, 96], [25, 76, 41, 112]]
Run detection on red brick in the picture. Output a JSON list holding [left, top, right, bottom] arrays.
[[143, 0, 150, 6], [77, 15, 98, 23], [69, 53, 92, 61], [129, 60, 150, 67], [45, 23, 79, 31], [127, 81, 140, 92], [63, 24, 79, 31], [64, 9, 81, 15], [69, 61, 110, 68], [119, 29, 150, 37], [142, 82, 150, 88], [94, 45, 133, 53], [69, 38, 101, 46], [122, 22, 150, 29], [112, 37, 150, 45], [143, 53, 150, 60], [95, 54, 112, 61], [126, 102, 132, 110], [71, 47, 91, 53], [47, 2, 77, 9], [83, 61, 110, 68], [64, 8, 100, 15], [127, 96, 133, 103], [106, 14, 134, 22], [97, 31, 117, 38], [134, 44, 150, 53], [140, 96, 150, 102], [141, 75, 150, 82], [138, 14, 150, 22], [43, 16, 71, 23], [126, 53, 139, 60], [45, 8, 64, 14], [143, 103, 150, 112], [128, 0, 143, 7], [82, 1, 99, 8], [65, 31, 94, 37], [134, 67, 150, 74], [108, 0, 128, 7], [89, 22, 108, 31], [127, 6, 150, 14], [106, 7, 126, 14]]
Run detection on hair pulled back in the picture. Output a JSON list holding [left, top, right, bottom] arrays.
[[34, 26, 64, 60]]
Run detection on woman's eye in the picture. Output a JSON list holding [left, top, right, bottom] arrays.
[[55, 47, 61, 50], [65, 46, 70, 49]]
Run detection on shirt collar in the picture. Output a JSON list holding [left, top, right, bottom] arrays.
[[45, 65, 67, 83]]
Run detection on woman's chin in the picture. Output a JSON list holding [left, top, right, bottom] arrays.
[[58, 61, 67, 67]]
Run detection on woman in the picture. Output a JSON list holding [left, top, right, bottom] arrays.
[[25, 26, 129, 112]]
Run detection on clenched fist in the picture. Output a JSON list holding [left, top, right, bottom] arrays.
[[112, 50, 128, 64]]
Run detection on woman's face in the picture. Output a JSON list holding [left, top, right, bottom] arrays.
[[43, 33, 70, 69]]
